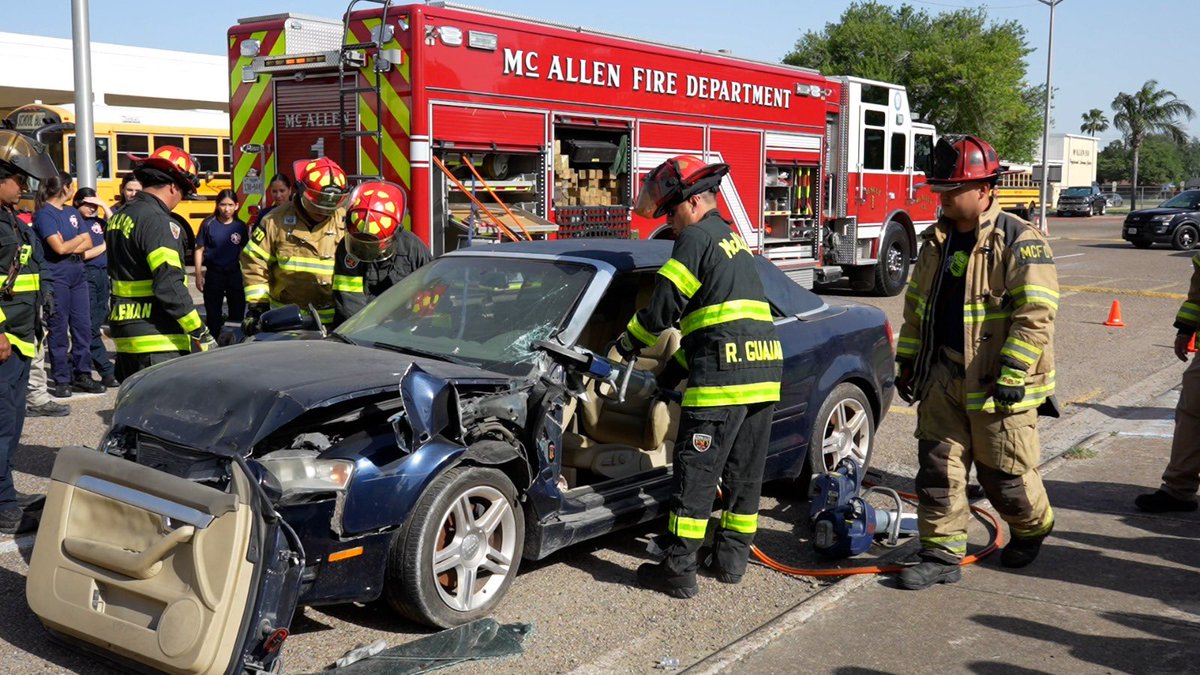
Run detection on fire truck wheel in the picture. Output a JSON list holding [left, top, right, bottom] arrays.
[[872, 222, 910, 296]]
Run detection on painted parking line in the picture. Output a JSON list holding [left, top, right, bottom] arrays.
[[1059, 285, 1186, 300], [1056, 253, 1085, 259]]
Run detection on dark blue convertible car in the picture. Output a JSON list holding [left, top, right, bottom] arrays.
[[28, 240, 893, 674]]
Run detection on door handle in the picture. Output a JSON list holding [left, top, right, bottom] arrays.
[[63, 525, 196, 580]]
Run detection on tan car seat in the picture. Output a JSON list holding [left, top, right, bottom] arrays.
[[562, 328, 683, 482]]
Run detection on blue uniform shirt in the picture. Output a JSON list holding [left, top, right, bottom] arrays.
[[33, 204, 86, 269], [199, 217, 249, 270], [83, 215, 107, 268]]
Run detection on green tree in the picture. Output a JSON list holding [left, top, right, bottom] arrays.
[[1096, 140, 1129, 184], [784, 1, 1043, 161], [1112, 79, 1195, 209], [1080, 108, 1109, 136], [1133, 135, 1186, 187]]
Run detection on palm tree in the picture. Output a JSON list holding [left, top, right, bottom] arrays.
[[1080, 108, 1109, 136], [1113, 80, 1195, 210]]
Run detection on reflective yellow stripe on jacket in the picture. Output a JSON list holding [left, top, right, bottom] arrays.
[[113, 334, 191, 354], [679, 299, 772, 337], [278, 256, 335, 275], [627, 313, 658, 347], [966, 372, 1056, 413], [147, 246, 182, 271], [683, 381, 781, 407], [332, 275, 364, 293], [11, 273, 39, 294], [658, 258, 702, 298], [112, 279, 155, 297], [3, 332, 35, 358], [245, 283, 269, 303]]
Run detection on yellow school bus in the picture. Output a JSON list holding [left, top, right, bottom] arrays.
[[4, 102, 231, 245], [996, 166, 1041, 220]]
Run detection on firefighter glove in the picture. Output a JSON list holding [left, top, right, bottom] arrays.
[[242, 304, 267, 336], [895, 359, 916, 404], [609, 332, 640, 363], [189, 326, 217, 353], [995, 365, 1027, 407]]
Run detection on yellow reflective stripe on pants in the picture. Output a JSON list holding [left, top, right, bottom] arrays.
[[1011, 506, 1054, 539], [11, 273, 39, 293], [1000, 337, 1042, 367], [112, 279, 155, 297], [113, 334, 190, 353], [679, 299, 773, 337], [668, 512, 708, 539], [658, 258, 701, 298], [683, 381, 780, 407], [147, 246, 182, 271], [720, 511, 758, 534], [332, 274, 364, 293], [627, 313, 658, 347], [178, 309, 202, 333], [3, 332, 34, 358], [920, 533, 968, 555], [245, 283, 269, 303], [278, 257, 335, 274], [896, 336, 920, 358]]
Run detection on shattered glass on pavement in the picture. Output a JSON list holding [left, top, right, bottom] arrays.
[[315, 619, 533, 674]]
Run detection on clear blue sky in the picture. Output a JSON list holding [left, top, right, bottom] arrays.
[[10, 0, 1196, 147]]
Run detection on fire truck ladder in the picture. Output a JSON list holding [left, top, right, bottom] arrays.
[[338, 0, 394, 183]]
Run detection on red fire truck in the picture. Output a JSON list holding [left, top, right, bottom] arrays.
[[228, 2, 938, 295]]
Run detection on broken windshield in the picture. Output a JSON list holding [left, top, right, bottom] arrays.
[[337, 256, 595, 376]]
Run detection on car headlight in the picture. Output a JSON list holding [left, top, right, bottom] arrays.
[[257, 453, 355, 495], [1152, 215, 1174, 222]]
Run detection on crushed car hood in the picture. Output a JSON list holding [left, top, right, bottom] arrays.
[[113, 340, 511, 456]]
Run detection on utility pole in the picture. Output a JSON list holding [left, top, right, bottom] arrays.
[[1036, 0, 1063, 233], [71, 0, 96, 189]]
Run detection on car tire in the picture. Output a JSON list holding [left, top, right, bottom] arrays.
[[807, 382, 875, 478], [384, 466, 525, 628], [1172, 224, 1198, 251], [1098, 202, 1107, 216], [872, 222, 910, 297], [1130, 239, 1153, 249]]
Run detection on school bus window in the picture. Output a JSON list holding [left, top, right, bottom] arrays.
[[155, 135, 185, 151], [221, 138, 231, 173], [117, 134, 149, 171], [68, 136, 112, 179], [189, 136, 221, 176], [890, 133, 906, 172]]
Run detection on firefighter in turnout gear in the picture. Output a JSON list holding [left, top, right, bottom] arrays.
[[616, 155, 782, 599], [1135, 253, 1200, 513], [332, 181, 430, 325], [895, 135, 1058, 590], [106, 146, 214, 382], [241, 157, 349, 331], [0, 130, 56, 534]]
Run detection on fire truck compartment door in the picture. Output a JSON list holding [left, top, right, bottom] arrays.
[[27, 446, 263, 675], [433, 105, 546, 151]]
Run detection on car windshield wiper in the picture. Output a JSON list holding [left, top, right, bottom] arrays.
[[327, 331, 357, 345], [370, 341, 478, 367]]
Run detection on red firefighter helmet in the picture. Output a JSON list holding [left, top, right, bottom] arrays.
[[129, 146, 200, 195], [925, 135, 1010, 192], [634, 155, 730, 218], [293, 157, 349, 216], [345, 181, 408, 261]]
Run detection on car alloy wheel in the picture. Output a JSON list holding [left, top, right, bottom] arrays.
[[810, 383, 874, 474], [385, 465, 525, 627]]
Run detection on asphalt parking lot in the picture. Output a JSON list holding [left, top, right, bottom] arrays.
[[1, 214, 1191, 673]]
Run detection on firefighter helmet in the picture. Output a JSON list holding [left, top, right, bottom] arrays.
[[0, 130, 56, 182], [293, 157, 349, 217], [925, 135, 1009, 192], [634, 155, 730, 219], [129, 146, 201, 195], [345, 180, 407, 261]]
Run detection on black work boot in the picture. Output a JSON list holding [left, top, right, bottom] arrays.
[[899, 554, 962, 590], [0, 506, 36, 535], [637, 562, 698, 599], [1134, 490, 1198, 514], [698, 546, 743, 584], [1001, 522, 1055, 569], [71, 375, 104, 394]]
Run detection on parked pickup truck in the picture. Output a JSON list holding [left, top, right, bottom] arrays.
[[1057, 185, 1107, 217]]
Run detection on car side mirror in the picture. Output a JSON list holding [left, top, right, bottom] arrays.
[[259, 304, 316, 333]]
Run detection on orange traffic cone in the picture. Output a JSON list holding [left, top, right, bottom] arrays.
[[1103, 300, 1126, 327], [1189, 334, 1197, 353]]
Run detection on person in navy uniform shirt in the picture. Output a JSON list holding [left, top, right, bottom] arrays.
[[32, 173, 103, 397], [72, 188, 117, 387], [194, 190, 249, 337]]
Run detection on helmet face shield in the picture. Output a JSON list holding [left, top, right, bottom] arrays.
[[0, 130, 56, 182], [294, 158, 348, 217], [346, 231, 397, 261], [344, 180, 406, 259], [633, 162, 681, 219]]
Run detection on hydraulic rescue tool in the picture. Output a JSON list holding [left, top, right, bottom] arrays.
[[808, 458, 918, 558]]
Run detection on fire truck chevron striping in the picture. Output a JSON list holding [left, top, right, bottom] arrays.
[[228, 2, 939, 294]]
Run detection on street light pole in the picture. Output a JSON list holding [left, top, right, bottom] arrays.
[[71, 0, 96, 190], [1037, 0, 1062, 233]]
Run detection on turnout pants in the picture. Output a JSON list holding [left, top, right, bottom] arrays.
[[915, 357, 1053, 562], [115, 351, 184, 383], [1160, 352, 1200, 501], [0, 352, 31, 512], [662, 401, 774, 581]]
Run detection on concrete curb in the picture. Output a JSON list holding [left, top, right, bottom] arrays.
[[688, 359, 1185, 675]]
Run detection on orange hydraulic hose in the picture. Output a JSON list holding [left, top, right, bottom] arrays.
[[431, 155, 519, 242], [459, 155, 533, 241], [750, 489, 1004, 577]]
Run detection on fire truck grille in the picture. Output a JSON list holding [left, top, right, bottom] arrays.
[[555, 206, 631, 239]]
